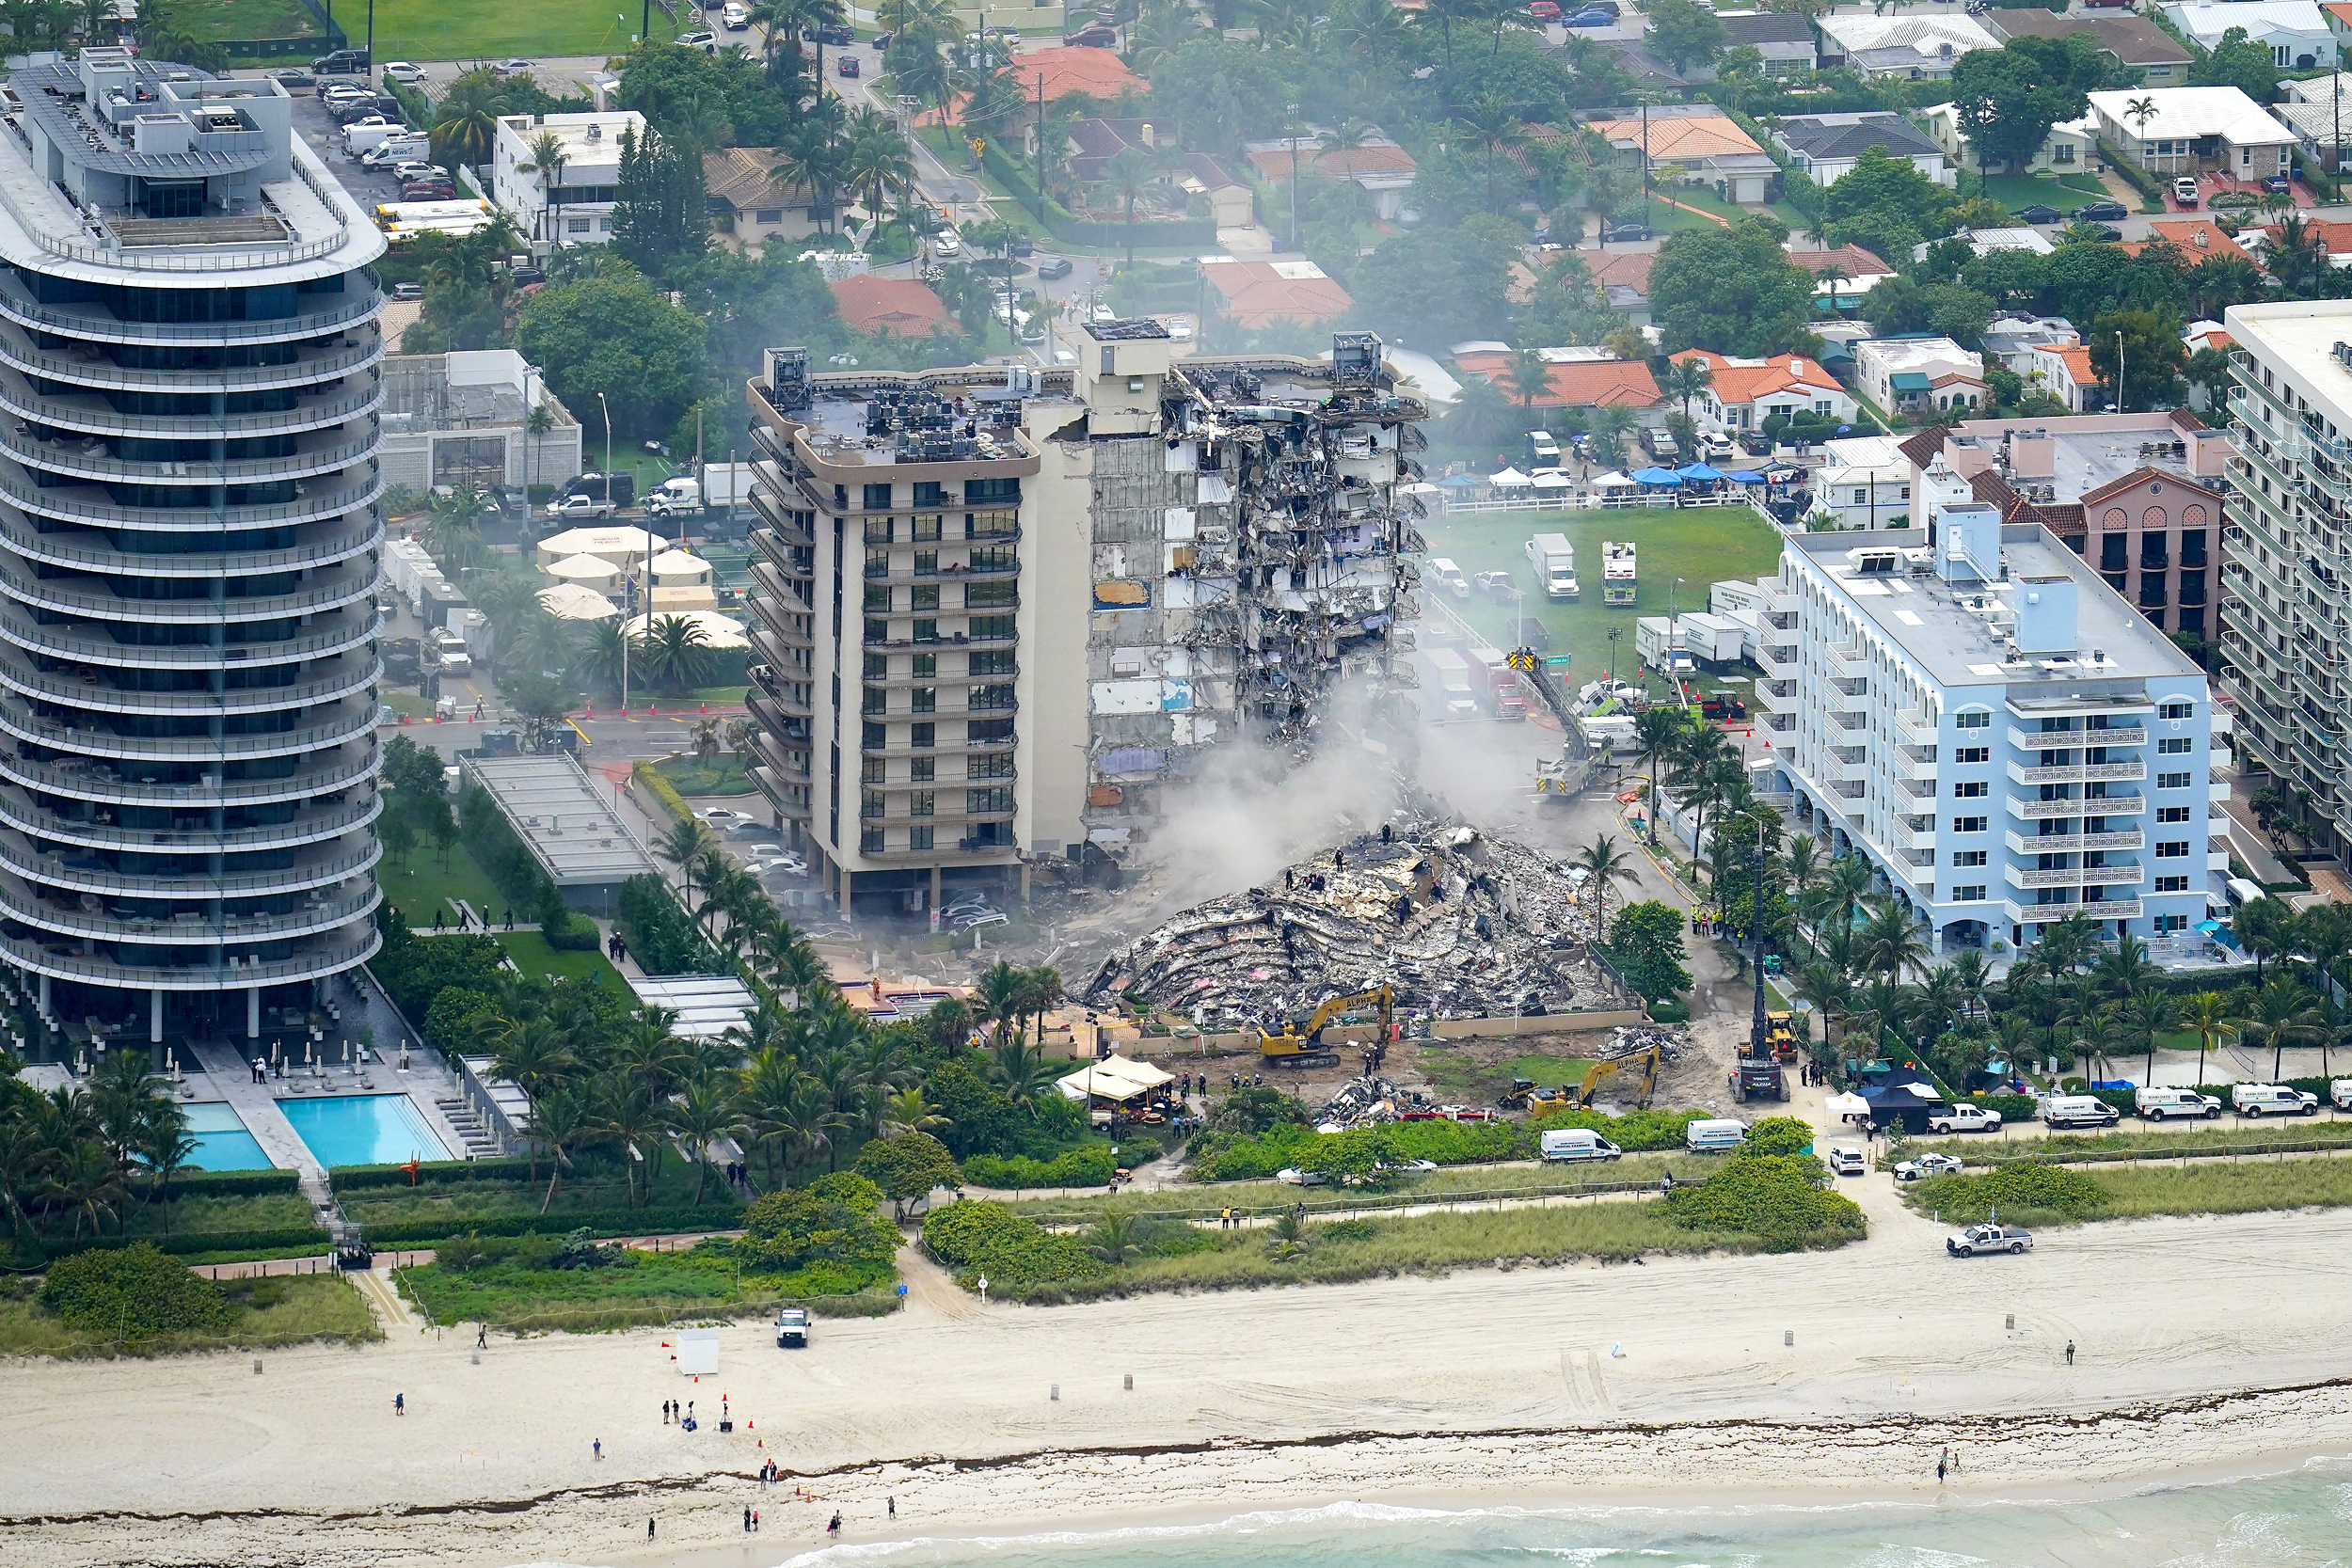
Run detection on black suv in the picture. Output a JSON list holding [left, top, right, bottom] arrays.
[[311, 47, 370, 73], [809, 23, 852, 43], [2070, 199, 2127, 223]]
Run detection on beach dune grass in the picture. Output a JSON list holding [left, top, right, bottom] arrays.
[[0, 1273, 375, 1358], [1905, 1151, 2352, 1228], [1912, 1121, 2352, 1164]]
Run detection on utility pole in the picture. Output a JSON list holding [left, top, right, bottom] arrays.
[[603, 390, 627, 713], [1033, 72, 1047, 223], [1640, 97, 1652, 232], [1288, 103, 1302, 252], [366, 0, 373, 62], [1748, 815, 1769, 1060]]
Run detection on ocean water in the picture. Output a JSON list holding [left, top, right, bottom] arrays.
[[719, 1463, 2352, 1568]]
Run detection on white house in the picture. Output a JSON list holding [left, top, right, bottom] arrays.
[[1853, 337, 1986, 418], [1667, 348, 1857, 433], [1921, 102, 2096, 177], [2086, 86, 2297, 179], [2163, 1, 2335, 69], [1771, 112, 1954, 186], [1816, 12, 1999, 79], [2024, 338, 2106, 412], [490, 110, 643, 245], [1812, 435, 1914, 530]]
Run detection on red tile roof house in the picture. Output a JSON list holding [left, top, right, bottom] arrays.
[[1198, 257, 1354, 327], [1668, 349, 1859, 432], [1452, 349, 1664, 417], [828, 275, 958, 338], [1243, 133, 1419, 220]]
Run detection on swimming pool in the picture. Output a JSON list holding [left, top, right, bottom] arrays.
[[182, 1101, 275, 1173], [278, 1094, 453, 1167]]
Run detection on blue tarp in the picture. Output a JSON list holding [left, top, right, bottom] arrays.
[[1630, 467, 1682, 484], [1439, 473, 1483, 488], [1677, 463, 1724, 481], [1728, 469, 1767, 483]]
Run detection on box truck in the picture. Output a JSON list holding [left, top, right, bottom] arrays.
[[1523, 531, 1579, 600]]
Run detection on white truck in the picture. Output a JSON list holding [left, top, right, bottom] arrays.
[[1425, 557, 1470, 598], [2233, 1083, 2319, 1117], [1424, 648, 1478, 721], [341, 118, 411, 154], [644, 462, 755, 517], [1524, 531, 1579, 600], [1925, 1102, 2002, 1134], [427, 627, 470, 675], [2333, 1078, 2352, 1111], [2136, 1086, 2222, 1120], [1539, 1128, 1621, 1163], [1601, 540, 1636, 606], [775, 1307, 809, 1347]]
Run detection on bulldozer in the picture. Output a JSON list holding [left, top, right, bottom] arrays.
[[1255, 985, 1394, 1069], [1500, 1078, 1579, 1115], [1763, 1011, 1801, 1064]]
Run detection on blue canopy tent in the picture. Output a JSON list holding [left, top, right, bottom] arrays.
[[1630, 467, 1682, 484], [1677, 463, 1724, 482], [1728, 469, 1766, 483]]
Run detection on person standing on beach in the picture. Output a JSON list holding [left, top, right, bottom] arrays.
[[889, 1497, 897, 1521], [2066, 1339, 2076, 1365], [830, 1513, 842, 1537], [648, 1519, 656, 1540], [594, 1439, 601, 1461], [1936, 1459, 1946, 1482], [743, 1507, 752, 1532], [394, 1393, 404, 1416]]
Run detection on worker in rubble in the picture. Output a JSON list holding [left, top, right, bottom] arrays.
[[1334, 850, 1345, 872], [1395, 894, 1412, 924], [1381, 822, 1393, 844], [1284, 867, 1295, 892]]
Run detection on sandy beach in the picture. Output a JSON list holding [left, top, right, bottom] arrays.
[[8, 1180, 2352, 1567]]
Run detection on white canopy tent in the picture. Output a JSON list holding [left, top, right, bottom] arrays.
[[1531, 468, 1574, 489], [1057, 1055, 1175, 1104], [1488, 466, 1534, 487]]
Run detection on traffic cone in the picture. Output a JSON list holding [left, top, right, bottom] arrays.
[[700, 703, 707, 714]]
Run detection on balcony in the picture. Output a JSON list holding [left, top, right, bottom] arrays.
[[0, 512, 380, 578], [1756, 678, 1797, 711], [1755, 645, 1797, 678], [0, 556, 376, 625], [748, 765, 813, 822], [0, 869, 378, 945], [0, 923, 379, 990], [0, 604, 376, 671], [0, 784, 379, 855], [2004, 897, 2143, 926], [2008, 725, 2145, 751], [0, 744, 373, 808], [0, 466, 386, 534], [0, 650, 379, 717], [1831, 683, 1869, 712], [860, 730, 1017, 757], [750, 530, 815, 580], [1893, 710, 1938, 747], [2003, 861, 2142, 890], [2007, 759, 2149, 785], [1824, 642, 1867, 675], [859, 661, 1020, 689], [2007, 793, 2147, 819], [745, 687, 811, 729], [0, 325, 382, 396], [0, 277, 382, 346], [0, 831, 379, 900], [862, 624, 1018, 652], [1897, 753, 1939, 782], [860, 559, 1022, 586], [0, 696, 375, 762], [2006, 829, 2143, 855]]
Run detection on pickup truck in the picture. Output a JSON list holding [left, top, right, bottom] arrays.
[[1947, 1222, 2032, 1257], [1892, 1152, 1963, 1181], [544, 492, 612, 521], [1925, 1103, 2002, 1134], [776, 1307, 809, 1348]]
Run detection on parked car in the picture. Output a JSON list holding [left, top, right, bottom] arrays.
[[391, 162, 437, 182], [1528, 0, 1562, 17], [267, 68, 315, 88], [1925, 1103, 2002, 1134], [1561, 8, 1614, 22], [676, 29, 716, 47], [811, 22, 854, 42], [1946, 1222, 2032, 1257], [836, 54, 861, 74], [381, 61, 427, 83], [2070, 199, 2127, 222], [2172, 176, 2200, 207], [2012, 203, 2061, 225], [1036, 255, 1073, 279], [2233, 1082, 2319, 1117], [933, 230, 961, 256], [697, 807, 752, 824], [2081, 223, 2123, 242], [2042, 1093, 2120, 1130], [389, 281, 423, 301], [401, 182, 457, 201], [2263, 173, 2293, 194], [311, 47, 370, 73], [491, 57, 536, 73], [1892, 1152, 1963, 1181], [1826, 1146, 1867, 1177], [2135, 1086, 2221, 1120], [775, 1307, 809, 1348], [1598, 218, 1650, 243], [872, 30, 893, 46]]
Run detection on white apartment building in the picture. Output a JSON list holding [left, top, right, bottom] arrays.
[[490, 110, 641, 245], [2219, 299, 2352, 858], [1755, 482, 2227, 958]]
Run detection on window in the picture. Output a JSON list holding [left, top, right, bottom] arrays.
[[911, 687, 936, 714], [755, 207, 783, 224], [912, 514, 943, 543], [862, 721, 884, 750], [2158, 805, 2192, 823], [914, 550, 939, 577], [969, 717, 1015, 742], [913, 618, 937, 643], [867, 546, 899, 578], [1853, 488, 1867, 504], [913, 482, 947, 507], [2160, 701, 2194, 719], [1951, 816, 1987, 832], [1951, 884, 1987, 901], [907, 791, 934, 817], [2101, 534, 2127, 571], [2156, 875, 2190, 893], [1955, 710, 1990, 729], [970, 683, 1016, 710], [862, 483, 893, 509], [2158, 736, 2193, 753], [1953, 747, 1989, 764], [968, 786, 1013, 815], [2181, 530, 2207, 567], [912, 653, 936, 678], [860, 756, 883, 784], [863, 584, 889, 611], [969, 614, 1015, 641], [1816, 399, 1834, 416], [910, 722, 934, 748], [911, 756, 934, 782], [909, 826, 933, 851], [567, 216, 591, 233], [862, 652, 886, 678], [860, 827, 883, 854], [969, 752, 1014, 779], [2155, 913, 2189, 933], [2159, 770, 2192, 788], [860, 686, 884, 716], [1953, 781, 1988, 798], [969, 648, 1015, 676], [911, 584, 941, 611], [1952, 850, 1988, 867], [865, 516, 894, 544], [2156, 840, 2190, 858], [966, 580, 1016, 608], [864, 615, 888, 643]]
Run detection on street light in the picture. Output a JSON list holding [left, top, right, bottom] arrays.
[[1607, 626, 1623, 685]]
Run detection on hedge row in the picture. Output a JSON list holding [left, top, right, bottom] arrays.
[[160, 1169, 303, 1199], [358, 1204, 746, 1247], [963, 1145, 1117, 1190], [332, 1157, 537, 1190], [632, 759, 694, 826], [2096, 137, 2165, 204], [24, 1225, 330, 1263]]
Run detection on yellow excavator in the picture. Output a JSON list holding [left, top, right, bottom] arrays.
[[1255, 985, 1395, 1069], [1565, 1042, 1664, 1110], [1501, 1080, 1580, 1115]]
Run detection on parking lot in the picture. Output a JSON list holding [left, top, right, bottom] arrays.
[[228, 67, 426, 211]]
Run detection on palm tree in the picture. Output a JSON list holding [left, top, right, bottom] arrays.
[[2241, 976, 2324, 1081], [2120, 989, 2182, 1085], [576, 619, 628, 697], [431, 71, 505, 172], [1453, 95, 1528, 214], [1852, 895, 1928, 982], [990, 1032, 1057, 1105], [1815, 854, 1874, 968], [1574, 835, 1638, 938], [977, 958, 1028, 1039], [2124, 95, 2158, 153], [518, 129, 570, 244], [1099, 145, 1162, 267], [2090, 931, 2163, 1004], [139, 1110, 198, 1235], [592, 1072, 668, 1207], [1502, 344, 1551, 415], [1794, 959, 1852, 1050], [737, 1047, 811, 1186], [527, 1084, 596, 1213], [1631, 705, 1687, 845], [880, 1085, 946, 1137], [840, 105, 915, 234], [657, 817, 717, 905], [43, 1142, 124, 1240], [1089, 1208, 1143, 1263], [1020, 964, 1066, 1049], [0, 1117, 50, 1250], [2179, 990, 2236, 1089], [1663, 356, 1713, 424], [2235, 895, 2294, 983], [634, 614, 716, 697], [670, 1072, 741, 1205]]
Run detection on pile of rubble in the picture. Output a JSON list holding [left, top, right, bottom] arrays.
[[1082, 808, 1629, 1032]]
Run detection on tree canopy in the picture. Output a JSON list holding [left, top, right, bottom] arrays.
[[1949, 37, 2107, 176], [1647, 216, 1816, 356]]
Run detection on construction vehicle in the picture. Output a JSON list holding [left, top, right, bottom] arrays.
[[1763, 1011, 1801, 1064], [1500, 1078, 1579, 1115], [1567, 1041, 1666, 1110], [1732, 1030, 1788, 1102], [1255, 986, 1394, 1069]]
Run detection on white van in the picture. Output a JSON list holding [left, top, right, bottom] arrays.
[[1684, 1117, 1747, 1152], [1426, 557, 1470, 598], [2233, 1083, 2319, 1117], [2135, 1086, 2221, 1120], [2042, 1094, 2120, 1130], [1540, 1128, 1622, 1163], [2332, 1078, 2352, 1111]]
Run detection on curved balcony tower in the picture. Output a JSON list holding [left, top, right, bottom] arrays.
[[0, 50, 387, 1047]]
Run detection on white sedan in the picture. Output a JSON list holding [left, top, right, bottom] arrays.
[[382, 61, 428, 83]]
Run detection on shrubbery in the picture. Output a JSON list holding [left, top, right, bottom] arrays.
[[737, 1173, 899, 1284], [1663, 1150, 1866, 1251], [40, 1243, 232, 1336], [963, 1145, 1117, 1190], [1742, 1116, 1816, 1157], [920, 1201, 1106, 1289], [615, 873, 723, 975], [1187, 1105, 1708, 1181], [1909, 1162, 2106, 1224]]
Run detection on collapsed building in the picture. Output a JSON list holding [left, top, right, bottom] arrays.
[[739, 325, 1429, 919], [1082, 809, 1633, 1033]]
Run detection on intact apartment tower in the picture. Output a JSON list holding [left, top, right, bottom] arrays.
[[0, 51, 387, 1045], [2220, 299, 2352, 860], [742, 324, 1426, 913], [1755, 491, 2226, 958]]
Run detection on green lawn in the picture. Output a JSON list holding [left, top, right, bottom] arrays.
[[379, 836, 506, 929], [367, 0, 688, 63], [183, 0, 320, 41], [1416, 1049, 1599, 1101], [657, 752, 754, 796], [1419, 505, 1785, 694], [494, 930, 627, 988], [1659, 185, 1809, 232], [1971, 172, 2108, 214]]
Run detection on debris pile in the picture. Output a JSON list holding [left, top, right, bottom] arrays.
[[1083, 809, 1630, 1031], [1604, 1025, 1687, 1065]]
